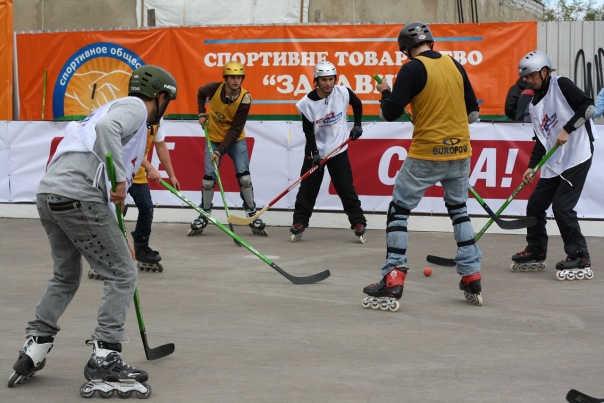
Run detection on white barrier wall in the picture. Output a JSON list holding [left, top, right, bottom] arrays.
[[1, 120, 603, 219]]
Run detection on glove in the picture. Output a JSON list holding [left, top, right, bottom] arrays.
[[349, 125, 363, 141], [310, 150, 321, 167]]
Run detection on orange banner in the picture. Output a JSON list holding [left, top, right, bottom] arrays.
[[0, 0, 13, 120], [16, 22, 536, 121]]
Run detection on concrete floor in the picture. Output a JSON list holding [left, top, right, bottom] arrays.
[[1, 217, 603, 402]]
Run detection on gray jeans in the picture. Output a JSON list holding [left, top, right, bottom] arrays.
[[381, 157, 482, 276], [26, 194, 137, 343]]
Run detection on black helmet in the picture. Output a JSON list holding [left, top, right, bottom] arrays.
[[397, 22, 434, 53], [128, 65, 177, 100]]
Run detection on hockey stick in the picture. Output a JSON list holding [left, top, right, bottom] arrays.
[[427, 145, 560, 266], [203, 125, 241, 246], [160, 179, 330, 284], [227, 137, 352, 226], [106, 154, 175, 360], [566, 389, 604, 403], [468, 185, 536, 229]]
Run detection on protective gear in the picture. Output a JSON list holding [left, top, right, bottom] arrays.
[[128, 65, 177, 100], [310, 150, 321, 167], [518, 50, 556, 78], [201, 176, 215, 211], [397, 22, 434, 54], [314, 61, 337, 79], [238, 172, 256, 211], [349, 125, 363, 141], [223, 61, 245, 77], [574, 105, 595, 129], [467, 111, 480, 124]]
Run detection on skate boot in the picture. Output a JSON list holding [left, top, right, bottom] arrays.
[[290, 222, 306, 242], [8, 335, 54, 387], [133, 237, 163, 273], [80, 340, 151, 399], [187, 212, 210, 236], [510, 249, 546, 272], [88, 268, 105, 280], [353, 223, 367, 244], [247, 209, 268, 236], [459, 273, 483, 306], [555, 255, 594, 281], [361, 266, 407, 312]]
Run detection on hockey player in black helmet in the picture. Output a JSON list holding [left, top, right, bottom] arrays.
[[9, 65, 176, 398]]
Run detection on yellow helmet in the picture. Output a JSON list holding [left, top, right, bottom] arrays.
[[223, 61, 245, 77]]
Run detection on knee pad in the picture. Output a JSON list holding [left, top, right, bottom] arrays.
[[237, 171, 255, 210], [386, 201, 410, 231], [201, 175, 215, 211], [446, 202, 470, 226]]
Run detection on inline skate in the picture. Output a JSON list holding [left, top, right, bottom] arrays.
[[362, 266, 407, 312], [133, 237, 163, 273], [555, 255, 594, 281], [8, 335, 54, 387], [510, 249, 546, 272], [459, 272, 483, 306]]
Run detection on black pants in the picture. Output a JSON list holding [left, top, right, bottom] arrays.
[[292, 150, 366, 228], [526, 156, 592, 259]]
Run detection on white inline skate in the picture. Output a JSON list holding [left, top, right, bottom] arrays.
[[8, 335, 54, 387], [80, 340, 151, 399], [362, 267, 407, 312], [555, 256, 594, 281], [510, 249, 546, 272]]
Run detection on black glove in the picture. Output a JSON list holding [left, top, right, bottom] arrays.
[[309, 150, 321, 167], [349, 125, 363, 141]]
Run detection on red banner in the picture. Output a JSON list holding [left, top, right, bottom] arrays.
[[0, 0, 13, 120], [16, 22, 537, 120]]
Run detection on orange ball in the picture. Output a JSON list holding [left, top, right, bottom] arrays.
[[423, 267, 432, 277]]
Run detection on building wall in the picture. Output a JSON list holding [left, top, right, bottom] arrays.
[[13, 0, 543, 32]]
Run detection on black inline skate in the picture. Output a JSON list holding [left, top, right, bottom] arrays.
[[353, 223, 367, 244], [459, 272, 483, 306], [247, 209, 268, 236], [290, 222, 306, 242], [362, 266, 407, 312], [510, 249, 546, 272], [555, 254, 594, 281], [80, 340, 151, 399], [8, 335, 54, 387], [133, 237, 163, 273]]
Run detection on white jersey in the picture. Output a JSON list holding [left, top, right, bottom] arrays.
[[48, 97, 148, 191], [296, 86, 350, 158], [530, 76, 595, 178]]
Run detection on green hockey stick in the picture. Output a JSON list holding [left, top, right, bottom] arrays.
[[106, 154, 175, 360], [160, 179, 330, 284]]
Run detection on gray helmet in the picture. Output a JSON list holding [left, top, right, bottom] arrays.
[[128, 65, 177, 100], [518, 51, 556, 78], [397, 22, 434, 53], [314, 61, 337, 78]]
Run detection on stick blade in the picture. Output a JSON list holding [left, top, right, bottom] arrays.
[[271, 263, 330, 284], [227, 214, 255, 226], [495, 216, 537, 230], [566, 389, 602, 403], [426, 255, 456, 267], [141, 331, 175, 361]]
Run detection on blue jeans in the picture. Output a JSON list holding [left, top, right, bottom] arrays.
[[127, 183, 154, 240], [28, 194, 137, 343], [381, 157, 481, 276]]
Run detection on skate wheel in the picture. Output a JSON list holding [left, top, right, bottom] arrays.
[[290, 234, 302, 243], [586, 270, 594, 280], [80, 382, 95, 398], [361, 298, 371, 308], [528, 266, 537, 272], [157, 263, 164, 273], [510, 263, 518, 272], [566, 272, 576, 280], [370, 301, 380, 310], [576, 271, 585, 280], [389, 300, 400, 312], [358, 235, 367, 244], [379, 300, 390, 311], [135, 383, 152, 399], [99, 389, 114, 398], [7, 371, 20, 388], [118, 390, 134, 398], [556, 271, 566, 281]]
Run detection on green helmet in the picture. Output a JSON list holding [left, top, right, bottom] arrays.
[[128, 65, 177, 100]]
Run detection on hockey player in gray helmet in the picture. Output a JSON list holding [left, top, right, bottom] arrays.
[[9, 65, 176, 398], [511, 50, 596, 281], [364, 22, 483, 311]]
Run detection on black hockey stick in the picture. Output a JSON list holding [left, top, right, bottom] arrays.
[[567, 389, 604, 402], [107, 154, 175, 360], [468, 185, 536, 230], [203, 124, 242, 246], [160, 179, 330, 284], [427, 145, 559, 266]]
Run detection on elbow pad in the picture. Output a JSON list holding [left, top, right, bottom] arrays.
[[467, 111, 479, 124], [574, 105, 595, 130]]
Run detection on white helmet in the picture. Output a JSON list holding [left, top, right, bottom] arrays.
[[314, 61, 337, 78], [518, 51, 556, 78]]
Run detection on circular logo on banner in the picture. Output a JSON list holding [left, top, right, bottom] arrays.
[[52, 42, 144, 119]]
